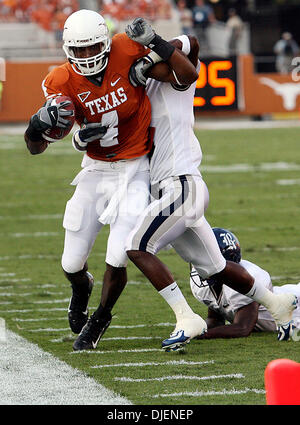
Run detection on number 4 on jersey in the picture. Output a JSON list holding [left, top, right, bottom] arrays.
[[100, 110, 119, 147]]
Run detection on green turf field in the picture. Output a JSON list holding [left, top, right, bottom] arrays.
[[1, 126, 300, 405]]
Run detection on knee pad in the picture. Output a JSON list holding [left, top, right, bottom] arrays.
[[63, 262, 88, 282], [61, 253, 87, 274]]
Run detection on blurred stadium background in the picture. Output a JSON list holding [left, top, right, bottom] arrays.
[[1, 0, 300, 123]]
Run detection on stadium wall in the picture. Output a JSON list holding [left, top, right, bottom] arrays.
[[0, 55, 300, 122]]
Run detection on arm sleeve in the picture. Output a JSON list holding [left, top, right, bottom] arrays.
[[41, 65, 70, 100]]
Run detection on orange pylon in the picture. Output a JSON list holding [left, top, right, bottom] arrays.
[[265, 359, 300, 405]]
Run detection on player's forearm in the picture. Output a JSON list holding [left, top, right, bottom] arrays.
[[198, 323, 253, 339], [167, 48, 198, 85]]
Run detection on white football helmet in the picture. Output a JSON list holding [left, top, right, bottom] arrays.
[[63, 9, 111, 76]]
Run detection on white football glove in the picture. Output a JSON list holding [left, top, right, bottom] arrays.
[[125, 17, 156, 46], [126, 17, 175, 61]]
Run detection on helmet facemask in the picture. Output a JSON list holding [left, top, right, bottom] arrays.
[[63, 39, 111, 76]]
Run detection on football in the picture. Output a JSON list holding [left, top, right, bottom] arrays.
[[42, 95, 76, 142]]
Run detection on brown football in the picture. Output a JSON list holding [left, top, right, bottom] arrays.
[[42, 95, 76, 142]]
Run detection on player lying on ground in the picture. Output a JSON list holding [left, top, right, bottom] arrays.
[[190, 227, 300, 340]]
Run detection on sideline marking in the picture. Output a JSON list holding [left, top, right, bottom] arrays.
[[0, 330, 131, 405]]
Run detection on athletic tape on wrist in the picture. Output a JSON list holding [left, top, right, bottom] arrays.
[[73, 130, 87, 148], [147, 50, 163, 65]]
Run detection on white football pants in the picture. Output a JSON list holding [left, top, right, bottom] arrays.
[[61, 154, 150, 273], [126, 174, 226, 279]]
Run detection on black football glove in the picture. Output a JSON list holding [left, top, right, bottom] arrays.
[[72, 123, 108, 151], [30, 99, 73, 133]]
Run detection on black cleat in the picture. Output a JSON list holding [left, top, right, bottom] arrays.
[[73, 311, 112, 351], [68, 272, 94, 334]]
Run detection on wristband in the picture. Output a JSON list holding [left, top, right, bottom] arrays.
[[148, 34, 175, 61]]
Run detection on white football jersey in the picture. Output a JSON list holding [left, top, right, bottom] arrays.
[[190, 259, 276, 331], [146, 61, 202, 184]]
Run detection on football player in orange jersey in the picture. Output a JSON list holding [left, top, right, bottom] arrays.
[[24, 10, 199, 349]]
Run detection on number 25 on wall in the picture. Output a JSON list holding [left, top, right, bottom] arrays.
[[194, 60, 236, 107]]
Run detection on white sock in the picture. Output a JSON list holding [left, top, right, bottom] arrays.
[[245, 279, 277, 309], [159, 282, 195, 320]]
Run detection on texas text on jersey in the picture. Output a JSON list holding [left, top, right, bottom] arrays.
[[42, 33, 152, 161]]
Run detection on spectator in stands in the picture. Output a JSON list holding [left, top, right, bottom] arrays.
[[273, 32, 300, 74], [52, 6, 69, 47], [176, 0, 194, 36], [99, 0, 171, 23], [192, 0, 215, 56], [226, 8, 243, 56], [101, 0, 124, 22], [30, 0, 56, 49]]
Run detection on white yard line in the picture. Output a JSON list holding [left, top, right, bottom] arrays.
[[16, 321, 174, 327], [151, 388, 266, 398], [2, 120, 300, 136], [71, 348, 162, 354], [91, 360, 214, 369], [0, 278, 31, 283], [194, 119, 300, 130], [114, 373, 245, 382], [0, 214, 62, 220], [97, 336, 164, 340], [0, 307, 67, 313], [277, 179, 300, 185], [201, 162, 300, 173], [14, 317, 67, 322], [50, 336, 164, 343], [0, 329, 131, 405], [5, 232, 60, 238]]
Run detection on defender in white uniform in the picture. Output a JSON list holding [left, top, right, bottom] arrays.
[[125, 33, 297, 351], [190, 228, 300, 338]]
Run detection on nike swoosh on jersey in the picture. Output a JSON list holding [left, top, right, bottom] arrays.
[[111, 77, 121, 86]]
